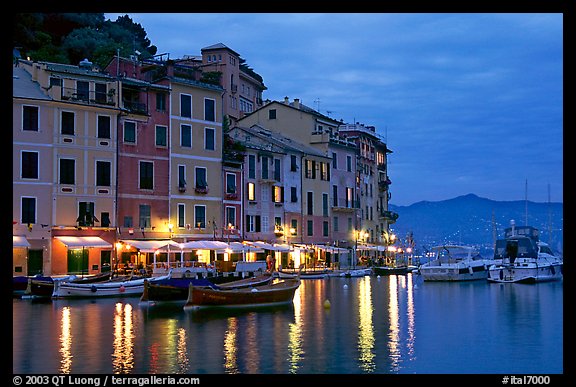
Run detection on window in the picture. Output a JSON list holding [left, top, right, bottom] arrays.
[[290, 155, 297, 172], [181, 124, 192, 147], [155, 125, 167, 147], [226, 173, 236, 194], [156, 92, 166, 112], [307, 192, 313, 215], [123, 216, 133, 228], [320, 162, 329, 180], [95, 83, 107, 103], [247, 182, 256, 201], [246, 215, 261, 232], [307, 220, 313, 236], [323, 221, 329, 237], [78, 202, 95, 226], [180, 94, 192, 118], [76, 81, 89, 101], [291, 219, 298, 235], [204, 98, 215, 122], [101, 212, 110, 227], [333, 216, 339, 232], [322, 193, 329, 217], [347, 155, 352, 172], [177, 204, 185, 228], [291, 187, 297, 202], [269, 109, 276, 119], [348, 217, 353, 231], [262, 216, 269, 232], [96, 161, 111, 186], [139, 204, 151, 228], [139, 161, 154, 190], [61, 111, 75, 135], [226, 207, 236, 227], [273, 186, 283, 203], [59, 158, 75, 185], [346, 187, 354, 208], [97, 116, 111, 139], [194, 205, 206, 229], [332, 152, 338, 169], [261, 156, 269, 179], [248, 155, 256, 178], [195, 167, 207, 189], [178, 165, 186, 188], [205, 128, 215, 150], [274, 159, 281, 181], [21, 151, 38, 179], [21, 197, 36, 224], [261, 185, 269, 202], [124, 121, 136, 143], [23, 106, 39, 131], [333, 185, 338, 206], [49, 77, 62, 87]]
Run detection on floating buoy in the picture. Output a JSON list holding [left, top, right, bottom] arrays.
[[323, 299, 331, 309], [377, 275, 381, 279], [251, 288, 259, 292], [343, 284, 348, 289]]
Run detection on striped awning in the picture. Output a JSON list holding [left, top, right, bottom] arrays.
[[55, 236, 112, 248], [13, 235, 31, 248]]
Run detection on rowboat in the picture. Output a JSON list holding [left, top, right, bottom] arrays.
[[19, 274, 98, 299], [183, 278, 301, 310], [277, 269, 331, 279], [52, 273, 171, 299], [339, 267, 372, 277], [140, 273, 273, 307]]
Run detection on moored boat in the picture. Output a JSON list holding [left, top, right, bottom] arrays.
[[140, 272, 273, 307], [183, 278, 301, 310], [339, 267, 372, 277], [52, 273, 171, 298], [487, 223, 563, 284], [372, 265, 415, 276], [419, 245, 493, 282]]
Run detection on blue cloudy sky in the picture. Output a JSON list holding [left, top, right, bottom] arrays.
[[106, 13, 563, 206]]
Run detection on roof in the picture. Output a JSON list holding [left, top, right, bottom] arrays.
[[232, 124, 328, 159], [13, 67, 52, 100], [169, 76, 223, 92], [201, 43, 240, 57], [43, 62, 113, 80]]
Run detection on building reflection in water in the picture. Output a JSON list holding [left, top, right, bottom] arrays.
[[112, 302, 134, 374], [405, 274, 416, 360], [244, 313, 260, 373], [388, 275, 400, 371], [177, 328, 189, 373], [59, 306, 72, 374], [287, 286, 303, 373], [223, 318, 239, 373], [357, 276, 375, 372]]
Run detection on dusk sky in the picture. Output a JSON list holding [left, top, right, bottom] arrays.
[[106, 13, 563, 206]]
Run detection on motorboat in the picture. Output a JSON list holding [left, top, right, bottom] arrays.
[[487, 224, 563, 284], [419, 245, 494, 281]]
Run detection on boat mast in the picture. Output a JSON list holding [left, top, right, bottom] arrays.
[[524, 179, 528, 226], [547, 183, 552, 244]]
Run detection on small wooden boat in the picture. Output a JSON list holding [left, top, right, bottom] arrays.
[[52, 273, 171, 299], [277, 269, 330, 279], [339, 267, 372, 278], [184, 278, 301, 310], [140, 273, 273, 307]]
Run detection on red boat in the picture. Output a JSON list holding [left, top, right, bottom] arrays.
[[183, 278, 300, 310]]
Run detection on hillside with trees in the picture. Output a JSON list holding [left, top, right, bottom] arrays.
[[13, 13, 158, 69]]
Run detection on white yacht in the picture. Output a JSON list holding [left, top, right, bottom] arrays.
[[487, 223, 563, 284], [419, 245, 494, 281]]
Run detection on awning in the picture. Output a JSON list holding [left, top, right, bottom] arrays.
[[119, 239, 181, 253], [226, 242, 264, 253], [55, 236, 112, 248], [246, 241, 292, 252], [356, 244, 379, 251], [13, 235, 31, 248], [315, 244, 349, 253], [179, 240, 230, 250]]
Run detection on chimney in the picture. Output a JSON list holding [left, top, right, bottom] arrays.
[[284, 96, 289, 104], [293, 98, 300, 109]]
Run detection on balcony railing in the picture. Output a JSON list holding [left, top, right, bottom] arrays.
[[332, 199, 359, 212], [61, 87, 115, 106], [122, 99, 148, 115]]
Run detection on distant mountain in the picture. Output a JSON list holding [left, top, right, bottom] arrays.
[[389, 193, 563, 255]]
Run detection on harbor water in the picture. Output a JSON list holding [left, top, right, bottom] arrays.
[[12, 274, 563, 374]]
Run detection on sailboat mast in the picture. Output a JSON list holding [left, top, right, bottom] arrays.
[[548, 183, 552, 244], [524, 179, 528, 226]]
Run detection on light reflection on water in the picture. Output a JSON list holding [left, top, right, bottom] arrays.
[[13, 275, 563, 374]]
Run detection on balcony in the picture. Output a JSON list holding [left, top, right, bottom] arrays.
[[61, 87, 115, 106], [378, 178, 391, 192], [225, 192, 239, 200], [195, 186, 209, 194], [332, 199, 358, 212], [379, 210, 399, 223], [122, 99, 148, 115]]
